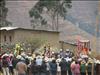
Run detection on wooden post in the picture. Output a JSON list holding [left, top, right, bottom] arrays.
[[92, 62, 94, 75]]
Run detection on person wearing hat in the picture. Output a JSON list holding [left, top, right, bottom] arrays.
[[65, 49, 70, 58], [40, 60, 47, 75], [87, 60, 92, 75], [73, 61, 80, 75], [36, 55, 43, 66], [59, 58, 68, 75], [56, 55, 61, 75], [30, 58, 38, 75], [49, 59, 57, 75], [66, 60, 72, 75], [0, 54, 2, 75], [70, 61, 75, 75], [35, 55, 43, 75], [2, 56, 10, 75], [12, 56, 19, 75], [96, 61, 100, 75], [45, 60, 50, 75], [9, 56, 14, 75], [80, 61, 86, 75]]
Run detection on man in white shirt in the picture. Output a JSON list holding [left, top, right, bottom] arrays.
[[36, 55, 43, 66]]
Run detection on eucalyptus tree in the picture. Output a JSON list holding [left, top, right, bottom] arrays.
[[29, 0, 72, 30], [0, 0, 12, 27]]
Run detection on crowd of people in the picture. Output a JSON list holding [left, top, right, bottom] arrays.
[[0, 49, 100, 75]]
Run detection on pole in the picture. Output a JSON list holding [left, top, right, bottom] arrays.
[[92, 1, 100, 75], [96, 1, 100, 52]]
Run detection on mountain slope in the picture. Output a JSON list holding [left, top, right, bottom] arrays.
[[5, 1, 100, 52]]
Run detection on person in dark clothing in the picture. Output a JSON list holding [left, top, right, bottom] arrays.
[[49, 59, 57, 75], [96, 63, 100, 75], [9, 56, 14, 75], [87, 62, 92, 75], [30, 60, 38, 75], [25, 58, 30, 65], [67, 61, 72, 75], [80, 61, 86, 75], [25, 58, 30, 75], [12, 56, 19, 75], [45, 61, 50, 75], [2, 56, 10, 75], [59, 58, 67, 75], [93, 63, 96, 75], [40, 61, 47, 75], [0, 60, 2, 73], [0, 54, 2, 73]]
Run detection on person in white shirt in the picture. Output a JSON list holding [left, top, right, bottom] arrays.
[[36, 55, 43, 66], [56, 55, 61, 75]]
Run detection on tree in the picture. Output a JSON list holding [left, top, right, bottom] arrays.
[[29, 0, 72, 30], [0, 0, 12, 27], [26, 38, 45, 53]]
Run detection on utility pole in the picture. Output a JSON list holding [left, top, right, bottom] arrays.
[[95, 1, 100, 52], [92, 1, 100, 75]]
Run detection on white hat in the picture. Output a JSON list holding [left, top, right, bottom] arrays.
[[78, 58, 82, 61], [1, 53, 9, 58], [28, 57, 33, 60], [81, 55, 88, 58], [60, 49, 63, 51], [45, 57, 49, 62], [9, 54, 14, 57], [36, 55, 42, 59], [21, 52, 26, 57], [16, 55, 22, 59], [66, 49, 69, 51], [56, 58, 61, 63], [96, 60, 100, 64]]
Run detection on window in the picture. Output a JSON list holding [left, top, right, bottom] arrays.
[[9, 36, 12, 42], [4, 35, 6, 42]]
